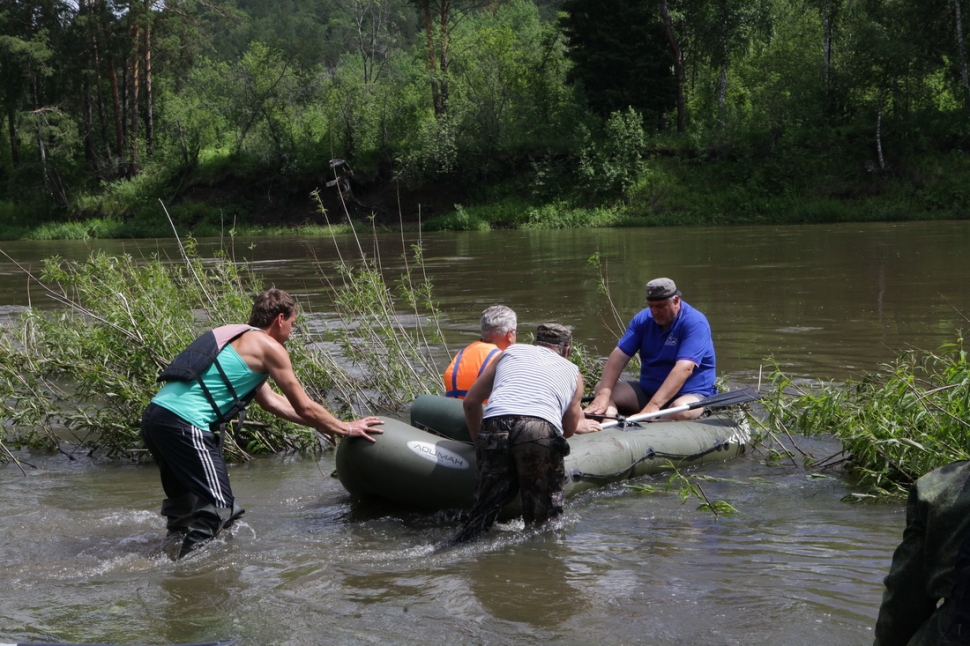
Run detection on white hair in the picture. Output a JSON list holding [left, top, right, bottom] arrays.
[[480, 305, 516, 341]]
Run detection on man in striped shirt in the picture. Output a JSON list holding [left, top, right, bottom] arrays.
[[453, 323, 601, 543]]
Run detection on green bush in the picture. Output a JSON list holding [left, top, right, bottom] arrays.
[[754, 338, 970, 498]]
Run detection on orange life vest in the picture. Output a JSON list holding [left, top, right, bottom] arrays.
[[443, 340, 502, 399]]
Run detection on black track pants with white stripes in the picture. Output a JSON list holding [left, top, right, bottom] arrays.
[[141, 403, 235, 524]]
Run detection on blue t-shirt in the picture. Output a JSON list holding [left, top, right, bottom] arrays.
[[616, 301, 716, 398]]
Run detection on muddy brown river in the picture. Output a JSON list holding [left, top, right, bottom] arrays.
[[3, 221, 969, 645]]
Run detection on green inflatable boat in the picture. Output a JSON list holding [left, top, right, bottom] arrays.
[[335, 394, 752, 512]]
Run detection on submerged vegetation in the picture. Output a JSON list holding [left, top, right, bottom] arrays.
[[0, 216, 446, 464], [754, 334, 970, 498], [627, 464, 740, 518]]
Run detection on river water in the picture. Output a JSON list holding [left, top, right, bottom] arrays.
[[2, 221, 969, 645]]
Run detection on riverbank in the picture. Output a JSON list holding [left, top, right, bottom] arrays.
[[1, 148, 968, 241]]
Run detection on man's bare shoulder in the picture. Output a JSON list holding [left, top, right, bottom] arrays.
[[232, 329, 283, 372]]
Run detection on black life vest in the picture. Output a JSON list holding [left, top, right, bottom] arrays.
[[157, 324, 268, 431]]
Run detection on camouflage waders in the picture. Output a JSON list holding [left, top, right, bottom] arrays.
[[452, 415, 569, 544]]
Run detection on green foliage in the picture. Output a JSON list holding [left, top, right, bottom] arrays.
[[312, 200, 447, 409], [422, 204, 492, 231], [422, 199, 626, 231], [154, 61, 234, 172], [446, 1, 577, 169], [566, 339, 604, 399], [395, 113, 460, 184], [1, 0, 969, 234], [626, 461, 737, 518], [20, 217, 129, 240], [577, 108, 649, 197], [73, 165, 173, 220], [0, 247, 270, 459], [0, 199, 59, 239], [0, 213, 447, 461], [560, 0, 676, 121], [754, 338, 970, 498]]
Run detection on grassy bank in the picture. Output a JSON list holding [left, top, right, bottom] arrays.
[[2, 148, 969, 241], [421, 149, 970, 231]]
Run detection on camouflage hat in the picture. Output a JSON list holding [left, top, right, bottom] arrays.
[[646, 277, 681, 301], [534, 323, 573, 348]]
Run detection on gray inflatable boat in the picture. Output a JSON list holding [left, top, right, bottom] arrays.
[[335, 395, 750, 512]]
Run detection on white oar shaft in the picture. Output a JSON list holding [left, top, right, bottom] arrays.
[[599, 403, 691, 430]]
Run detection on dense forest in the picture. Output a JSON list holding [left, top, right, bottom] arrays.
[[0, 0, 968, 238]]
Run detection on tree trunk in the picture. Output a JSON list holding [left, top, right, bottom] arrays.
[[955, 0, 969, 101], [876, 90, 886, 171], [31, 77, 50, 196], [130, 22, 140, 176], [36, 115, 49, 194], [822, 0, 832, 86], [419, 1, 443, 116], [77, 0, 98, 169], [143, 8, 154, 157], [7, 109, 19, 168], [717, 4, 729, 128], [108, 57, 125, 172], [352, 1, 371, 84], [352, 0, 388, 84], [81, 84, 97, 167], [101, 0, 127, 173], [659, 0, 686, 133], [88, 0, 113, 164], [718, 59, 728, 127], [96, 73, 112, 165], [438, 0, 451, 112], [121, 63, 129, 173]]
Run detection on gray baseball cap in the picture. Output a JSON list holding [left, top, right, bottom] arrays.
[[646, 277, 681, 301]]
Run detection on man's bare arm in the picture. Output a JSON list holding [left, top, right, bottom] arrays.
[[562, 374, 589, 438], [250, 333, 383, 441], [464, 356, 500, 444], [585, 347, 633, 415]]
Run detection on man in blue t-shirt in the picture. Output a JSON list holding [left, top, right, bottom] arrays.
[[585, 277, 716, 421]]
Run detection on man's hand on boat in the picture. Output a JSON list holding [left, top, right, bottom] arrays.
[[320, 416, 385, 443], [575, 418, 602, 434], [583, 391, 612, 418]]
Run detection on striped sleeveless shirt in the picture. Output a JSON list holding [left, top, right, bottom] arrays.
[[483, 344, 579, 436]]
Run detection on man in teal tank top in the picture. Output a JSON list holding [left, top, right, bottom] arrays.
[[141, 288, 384, 559]]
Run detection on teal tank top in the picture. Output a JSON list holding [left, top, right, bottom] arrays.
[[152, 345, 268, 431]]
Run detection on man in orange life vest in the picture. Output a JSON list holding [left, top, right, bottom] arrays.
[[443, 305, 517, 399]]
